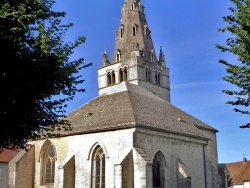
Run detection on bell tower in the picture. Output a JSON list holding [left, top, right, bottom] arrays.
[[97, 0, 170, 102]]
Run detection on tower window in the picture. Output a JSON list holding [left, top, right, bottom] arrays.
[[116, 50, 121, 62], [124, 67, 128, 81], [133, 26, 137, 36], [132, 3, 136, 10], [111, 71, 116, 84], [120, 25, 124, 38], [146, 68, 151, 82], [91, 146, 105, 188], [119, 69, 123, 82], [107, 71, 116, 86], [107, 72, 111, 86], [119, 67, 128, 83], [155, 72, 161, 85], [151, 53, 154, 62]]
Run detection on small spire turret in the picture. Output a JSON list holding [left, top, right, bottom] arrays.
[[159, 46, 166, 65], [102, 47, 109, 67]]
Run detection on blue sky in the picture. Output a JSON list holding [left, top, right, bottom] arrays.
[[53, 0, 249, 164]]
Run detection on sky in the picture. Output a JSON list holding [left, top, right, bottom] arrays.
[[52, 0, 249, 164]]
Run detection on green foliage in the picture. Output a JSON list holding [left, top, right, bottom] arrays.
[[0, 0, 92, 150], [216, 0, 250, 128]]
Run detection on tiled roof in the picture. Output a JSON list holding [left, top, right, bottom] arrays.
[[50, 83, 217, 139], [226, 159, 250, 185], [0, 149, 21, 163]]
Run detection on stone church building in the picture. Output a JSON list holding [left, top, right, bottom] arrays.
[[12, 0, 221, 187]]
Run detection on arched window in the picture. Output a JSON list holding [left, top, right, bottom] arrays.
[[145, 68, 151, 82], [92, 146, 105, 188], [133, 26, 137, 36], [116, 50, 121, 62], [151, 53, 154, 62], [119, 67, 128, 83], [120, 25, 124, 38], [119, 69, 124, 82], [124, 67, 128, 81], [132, 3, 136, 10], [41, 141, 56, 185], [107, 72, 111, 86], [111, 71, 116, 84], [157, 74, 160, 85], [152, 152, 165, 188], [155, 72, 161, 85]]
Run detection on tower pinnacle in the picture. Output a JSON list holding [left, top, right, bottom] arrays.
[[102, 47, 109, 67]]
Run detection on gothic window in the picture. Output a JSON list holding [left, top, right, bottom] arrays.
[[92, 146, 105, 188], [116, 50, 121, 62], [152, 152, 165, 188], [155, 72, 161, 85], [41, 141, 56, 185]]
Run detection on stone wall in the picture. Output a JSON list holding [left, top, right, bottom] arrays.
[[15, 147, 35, 188], [134, 127, 209, 188], [33, 128, 135, 188]]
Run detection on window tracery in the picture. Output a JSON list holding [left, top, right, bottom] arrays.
[[41, 141, 56, 185]]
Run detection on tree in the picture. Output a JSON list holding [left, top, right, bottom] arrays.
[[0, 0, 92, 150], [216, 0, 250, 128]]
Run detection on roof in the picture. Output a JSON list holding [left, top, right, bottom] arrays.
[[0, 149, 21, 163], [226, 158, 250, 185], [50, 83, 217, 139]]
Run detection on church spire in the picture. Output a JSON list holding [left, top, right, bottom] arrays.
[[111, 0, 157, 63]]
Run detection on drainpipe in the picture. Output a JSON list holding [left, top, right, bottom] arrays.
[[203, 140, 209, 188]]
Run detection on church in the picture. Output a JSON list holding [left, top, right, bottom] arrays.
[[11, 0, 221, 187]]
